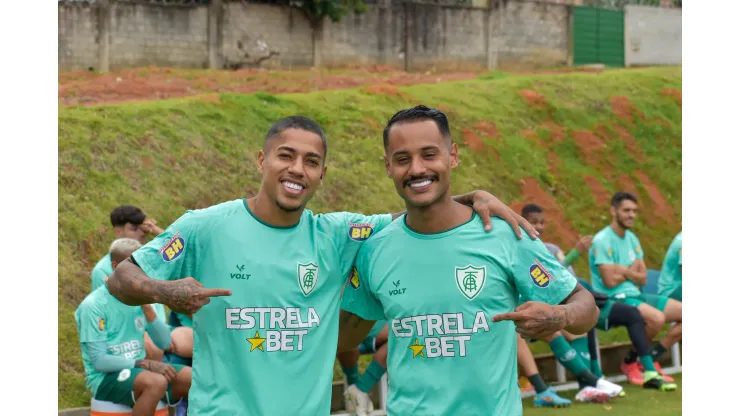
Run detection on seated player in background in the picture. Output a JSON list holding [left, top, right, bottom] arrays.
[[576, 278, 674, 391], [590, 192, 681, 390], [516, 334, 584, 407], [520, 204, 623, 400], [90, 205, 164, 291], [658, 231, 682, 302], [338, 105, 599, 416], [340, 320, 389, 416], [75, 241, 192, 415]]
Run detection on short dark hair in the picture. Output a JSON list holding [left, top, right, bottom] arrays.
[[382, 105, 451, 149], [611, 191, 638, 207], [265, 115, 327, 157], [110, 205, 146, 227], [521, 203, 543, 218]]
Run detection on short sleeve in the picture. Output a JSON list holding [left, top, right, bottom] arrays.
[[131, 211, 199, 281], [340, 248, 386, 321], [678, 247, 682, 266], [318, 212, 394, 275], [90, 267, 108, 292], [76, 301, 107, 344], [513, 238, 577, 306], [591, 236, 614, 266]]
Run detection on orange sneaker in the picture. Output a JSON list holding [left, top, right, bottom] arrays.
[[637, 361, 675, 383], [653, 362, 675, 383], [620, 361, 644, 385]]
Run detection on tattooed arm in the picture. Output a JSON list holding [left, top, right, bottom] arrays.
[[107, 258, 231, 315], [493, 284, 598, 339], [557, 283, 599, 335], [337, 310, 376, 352]]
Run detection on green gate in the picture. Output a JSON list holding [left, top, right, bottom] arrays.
[[573, 7, 625, 67]]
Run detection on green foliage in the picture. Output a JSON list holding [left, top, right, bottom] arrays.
[[290, 0, 367, 23]]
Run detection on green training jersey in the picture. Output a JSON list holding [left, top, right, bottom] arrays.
[[75, 286, 149, 395], [131, 199, 392, 416], [341, 214, 577, 416], [589, 226, 644, 297], [658, 232, 682, 297], [90, 253, 113, 291]]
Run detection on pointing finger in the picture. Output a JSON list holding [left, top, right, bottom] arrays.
[[492, 311, 525, 322], [200, 288, 233, 297]]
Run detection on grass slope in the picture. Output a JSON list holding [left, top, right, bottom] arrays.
[[58, 67, 681, 408]]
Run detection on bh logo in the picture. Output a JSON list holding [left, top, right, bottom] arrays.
[[159, 232, 185, 262], [348, 223, 375, 241]]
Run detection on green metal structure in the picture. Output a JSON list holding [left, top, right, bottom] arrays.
[[573, 6, 625, 67]]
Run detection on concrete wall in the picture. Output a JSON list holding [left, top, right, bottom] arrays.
[[625, 5, 682, 66], [110, 3, 209, 68], [58, 0, 572, 71], [59, 3, 99, 71]]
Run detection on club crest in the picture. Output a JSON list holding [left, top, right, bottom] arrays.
[[297, 262, 319, 296], [455, 265, 486, 300]]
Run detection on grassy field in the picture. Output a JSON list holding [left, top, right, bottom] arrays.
[[524, 373, 682, 415], [58, 67, 682, 408]]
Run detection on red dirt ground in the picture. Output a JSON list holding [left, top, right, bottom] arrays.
[[572, 130, 606, 165], [595, 123, 645, 162], [462, 129, 486, 152], [59, 67, 480, 106], [634, 170, 676, 219], [541, 120, 566, 142], [609, 96, 647, 125], [662, 89, 682, 107], [616, 174, 638, 196], [474, 120, 499, 138], [58, 66, 617, 106], [521, 129, 539, 140], [519, 89, 548, 107], [584, 175, 610, 207], [515, 178, 580, 247]]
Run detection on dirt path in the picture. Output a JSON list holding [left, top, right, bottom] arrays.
[[58, 66, 607, 106], [58, 66, 481, 106]]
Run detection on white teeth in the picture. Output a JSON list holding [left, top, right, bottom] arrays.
[[410, 179, 432, 188], [283, 181, 304, 191]]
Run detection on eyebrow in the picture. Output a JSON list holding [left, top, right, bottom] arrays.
[[391, 145, 440, 157], [276, 145, 322, 160]]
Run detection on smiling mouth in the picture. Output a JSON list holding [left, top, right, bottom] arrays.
[[281, 180, 305, 195], [409, 179, 432, 188]]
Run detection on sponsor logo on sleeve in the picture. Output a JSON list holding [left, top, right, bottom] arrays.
[[348, 222, 375, 241], [158, 232, 185, 262], [529, 259, 555, 288]]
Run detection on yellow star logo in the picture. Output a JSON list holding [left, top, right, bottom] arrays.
[[247, 331, 266, 352], [408, 338, 425, 358]]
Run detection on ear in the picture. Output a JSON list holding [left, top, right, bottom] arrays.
[[450, 143, 459, 169], [320, 165, 328, 183], [610, 206, 617, 217], [111, 261, 118, 270], [257, 150, 265, 174], [384, 154, 391, 178], [113, 227, 122, 238]]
